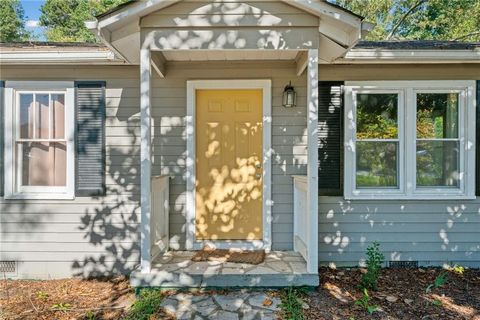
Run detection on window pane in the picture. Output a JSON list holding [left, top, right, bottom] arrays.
[[356, 94, 398, 139], [36, 93, 50, 139], [19, 94, 34, 139], [417, 93, 458, 139], [416, 140, 459, 187], [19, 142, 66, 186], [52, 94, 65, 139], [356, 141, 398, 188]]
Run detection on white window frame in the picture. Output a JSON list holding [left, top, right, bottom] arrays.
[[345, 80, 476, 200], [4, 81, 75, 200]]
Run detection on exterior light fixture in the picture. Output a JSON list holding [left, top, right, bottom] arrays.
[[282, 81, 296, 108]]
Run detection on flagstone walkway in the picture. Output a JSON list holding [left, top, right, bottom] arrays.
[[160, 291, 281, 319]]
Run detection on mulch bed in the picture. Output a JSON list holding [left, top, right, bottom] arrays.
[[0, 276, 134, 320], [305, 267, 480, 320]]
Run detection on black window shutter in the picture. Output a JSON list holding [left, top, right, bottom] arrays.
[[318, 81, 344, 196], [75, 81, 106, 197], [0, 80, 4, 197], [476, 80, 480, 196]]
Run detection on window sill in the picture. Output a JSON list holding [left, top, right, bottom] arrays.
[[344, 193, 476, 201], [3, 193, 75, 200]]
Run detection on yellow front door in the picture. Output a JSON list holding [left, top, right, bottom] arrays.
[[196, 89, 263, 240]]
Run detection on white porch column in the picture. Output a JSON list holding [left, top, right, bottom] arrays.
[[140, 47, 152, 273], [306, 49, 319, 274]]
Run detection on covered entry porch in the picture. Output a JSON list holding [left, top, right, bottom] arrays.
[[85, 0, 369, 288], [134, 49, 320, 287]]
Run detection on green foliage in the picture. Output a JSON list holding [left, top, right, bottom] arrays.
[[84, 310, 96, 320], [330, 0, 480, 41], [360, 242, 384, 291], [451, 264, 465, 275], [123, 288, 163, 320], [355, 288, 378, 314], [39, 0, 128, 42], [35, 291, 49, 300], [432, 299, 443, 307], [0, 0, 30, 41], [426, 270, 448, 293], [279, 287, 308, 320], [51, 302, 72, 312]]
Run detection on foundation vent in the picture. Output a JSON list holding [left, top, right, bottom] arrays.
[[0, 261, 17, 274], [389, 261, 418, 269]]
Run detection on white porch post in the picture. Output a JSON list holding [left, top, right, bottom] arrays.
[[306, 49, 319, 274], [140, 47, 152, 273]]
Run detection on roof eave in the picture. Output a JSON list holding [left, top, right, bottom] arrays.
[[329, 48, 480, 64]]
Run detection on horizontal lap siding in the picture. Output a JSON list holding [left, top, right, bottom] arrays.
[[319, 65, 480, 268], [154, 62, 307, 250], [0, 66, 141, 279], [318, 197, 480, 267]]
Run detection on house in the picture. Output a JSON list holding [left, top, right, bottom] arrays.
[[1, 0, 479, 288]]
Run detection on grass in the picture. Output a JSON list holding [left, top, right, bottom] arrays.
[[122, 289, 163, 320], [279, 287, 308, 320]]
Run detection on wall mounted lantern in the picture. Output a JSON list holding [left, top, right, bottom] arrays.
[[282, 81, 296, 108]]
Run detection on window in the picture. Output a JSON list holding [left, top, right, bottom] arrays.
[[4, 82, 74, 199], [345, 81, 476, 199]]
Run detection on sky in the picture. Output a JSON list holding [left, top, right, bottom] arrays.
[[21, 0, 46, 40]]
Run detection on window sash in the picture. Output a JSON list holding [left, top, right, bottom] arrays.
[[344, 81, 475, 200], [348, 89, 405, 196], [3, 83, 75, 199]]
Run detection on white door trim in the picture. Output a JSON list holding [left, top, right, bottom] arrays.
[[186, 79, 272, 251]]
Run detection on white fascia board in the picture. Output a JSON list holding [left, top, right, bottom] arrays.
[[332, 48, 480, 64], [0, 50, 125, 65]]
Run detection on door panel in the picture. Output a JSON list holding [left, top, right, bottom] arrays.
[[196, 89, 263, 240]]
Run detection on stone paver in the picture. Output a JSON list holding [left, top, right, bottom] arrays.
[[160, 291, 280, 320]]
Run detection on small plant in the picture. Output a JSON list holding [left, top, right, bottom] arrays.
[[84, 310, 96, 320], [432, 299, 443, 307], [360, 241, 384, 290], [355, 288, 378, 315], [51, 302, 72, 312], [280, 287, 308, 320], [123, 289, 163, 320], [426, 271, 447, 293], [35, 291, 49, 300], [450, 264, 465, 275]]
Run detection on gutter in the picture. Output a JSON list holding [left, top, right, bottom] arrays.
[[331, 48, 480, 64], [0, 49, 126, 65]]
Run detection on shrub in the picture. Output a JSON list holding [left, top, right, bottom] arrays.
[[360, 241, 384, 290]]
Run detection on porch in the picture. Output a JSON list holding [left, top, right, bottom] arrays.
[[130, 251, 317, 288]]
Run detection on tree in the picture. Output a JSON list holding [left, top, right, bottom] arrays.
[[39, 0, 128, 42], [0, 0, 30, 42], [330, 0, 480, 41]]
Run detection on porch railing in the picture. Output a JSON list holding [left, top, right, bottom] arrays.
[[292, 175, 315, 273], [150, 175, 170, 260]]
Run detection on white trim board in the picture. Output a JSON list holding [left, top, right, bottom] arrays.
[[185, 79, 272, 251]]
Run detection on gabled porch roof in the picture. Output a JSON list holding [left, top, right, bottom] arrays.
[[85, 0, 374, 64]]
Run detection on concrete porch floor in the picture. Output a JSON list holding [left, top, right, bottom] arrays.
[[130, 251, 319, 288]]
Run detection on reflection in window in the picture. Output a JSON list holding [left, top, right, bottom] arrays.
[[16, 92, 67, 187], [356, 94, 399, 188], [416, 93, 459, 187]]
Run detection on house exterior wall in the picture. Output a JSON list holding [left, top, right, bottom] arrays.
[[318, 63, 480, 268], [1, 62, 479, 279], [0, 61, 308, 278], [0, 65, 142, 279]]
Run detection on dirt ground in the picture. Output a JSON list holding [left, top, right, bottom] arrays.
[[1, 268, 479, 320], [305, 267, 480, 320], [0, 276, 134, 320]]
